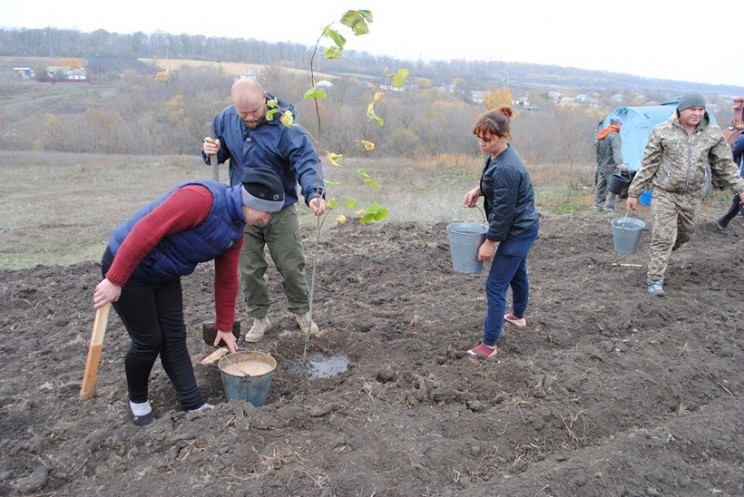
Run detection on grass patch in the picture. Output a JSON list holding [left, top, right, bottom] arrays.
[[1, 151, 601, 269]]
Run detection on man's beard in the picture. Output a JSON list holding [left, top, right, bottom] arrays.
[[243, 116, 266, 129]]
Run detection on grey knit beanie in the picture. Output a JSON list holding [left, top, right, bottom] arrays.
[[677, 91, 706, 112]]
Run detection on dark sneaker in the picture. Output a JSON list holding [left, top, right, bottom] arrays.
[[128, 399, 154, 426], [646, 280, 665, 296]]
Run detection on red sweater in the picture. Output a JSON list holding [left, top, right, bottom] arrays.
[[106, 184, 243, 331]]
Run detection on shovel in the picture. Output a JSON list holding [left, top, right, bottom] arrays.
[[208, 122, 219, 181], [79, 303, 111, 401]]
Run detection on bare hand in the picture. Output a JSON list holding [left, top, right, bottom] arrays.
[[203, 137, 220, 156], [477, 239, 496, 262], [214, 330, 238, 354], [463, 187, 481, 208], [309, 197, 326, 216], [94, 278, 121, 309], [626, 196, 639, 211]]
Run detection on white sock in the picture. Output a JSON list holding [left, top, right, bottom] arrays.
[[129, 400, 152, 417], [190, 403, 214, 412]]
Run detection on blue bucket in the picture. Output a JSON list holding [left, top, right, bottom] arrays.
[[218, 350, 276, 407], [446, 222, 488, 273]]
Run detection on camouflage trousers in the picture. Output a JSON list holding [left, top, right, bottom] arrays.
[[646, 189, 702, 283]]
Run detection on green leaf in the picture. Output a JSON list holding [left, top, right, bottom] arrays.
[[356, 169, 380, 188], [366, 102, 384, 126], [345, 198, 357, 208], [361, 203, 389, 223], [325, 180, 342, 187], [375, 207, 389, 220], [323, 27, 346, 49], [304, 87, 327, 100], [266, 108, 280, 121], [327, 198, 338, 209], [326, 152, 343, 166], [360, 214, 374, 224], [323, 46, 343, 59], [390, 68, 410, 88], [340, 10, 372, 36]]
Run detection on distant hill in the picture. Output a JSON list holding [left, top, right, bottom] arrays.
[[2, 27, 743, 98]]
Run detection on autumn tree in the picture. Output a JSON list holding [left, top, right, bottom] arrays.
[[484, 86, 514, 110], [57, 57, 82, 69]]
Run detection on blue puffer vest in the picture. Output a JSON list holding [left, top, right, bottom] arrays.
[[108, 180, 245, 284]]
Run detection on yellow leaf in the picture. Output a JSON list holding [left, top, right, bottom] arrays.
[[279, 110, 294, 128], [361, 140, 375, 151], [374, 91, 384, 102], [326, 152, 343, 166], [336, 215, 347, 224]]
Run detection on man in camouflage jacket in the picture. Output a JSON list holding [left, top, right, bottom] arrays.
[[626, 91, 744, 296]]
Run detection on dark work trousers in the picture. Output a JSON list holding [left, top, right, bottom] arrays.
[[101, 250, 205, 411]]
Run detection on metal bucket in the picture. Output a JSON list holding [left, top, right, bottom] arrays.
[[446, 222, 488, 273], [218, 350, 276, 407], [611, 217, 645, 254]]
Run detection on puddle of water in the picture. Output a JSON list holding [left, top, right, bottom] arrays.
[[286, 352, 350, 378]]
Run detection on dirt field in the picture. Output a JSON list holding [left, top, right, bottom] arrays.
[[1, 199, 743, 496]]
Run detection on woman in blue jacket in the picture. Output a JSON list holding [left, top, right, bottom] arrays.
[[463, 106, 540, 358]]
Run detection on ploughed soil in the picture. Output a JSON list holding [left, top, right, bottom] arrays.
[[1, 205, 743, 497]]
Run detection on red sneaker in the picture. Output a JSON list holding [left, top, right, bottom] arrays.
[[504, 313, 526, 328], [467, 343, 499, 358]]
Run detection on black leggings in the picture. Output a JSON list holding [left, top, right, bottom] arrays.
[[102, 249, 204, 410]]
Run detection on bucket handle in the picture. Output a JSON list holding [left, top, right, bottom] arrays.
[[451, 205, 487, 223]]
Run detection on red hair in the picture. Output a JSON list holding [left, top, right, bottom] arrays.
[[473, 105, 513, 139]]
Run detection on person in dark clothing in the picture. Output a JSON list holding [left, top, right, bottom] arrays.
[[202, 78, 326, 343], [463, 106, 540, 358], [594, 117, 626, 212], [713, 133, 744, 229], [93, 169, 285, 426]]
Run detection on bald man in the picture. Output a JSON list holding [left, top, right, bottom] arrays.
[[202, 78, 326, 341]]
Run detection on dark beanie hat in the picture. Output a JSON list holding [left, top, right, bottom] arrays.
[[677, 91, 706, 112], [241, 168, 285, 213]]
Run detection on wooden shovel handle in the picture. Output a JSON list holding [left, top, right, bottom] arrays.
[[209, 122, 219, 181], [79, 303, 111, 401]]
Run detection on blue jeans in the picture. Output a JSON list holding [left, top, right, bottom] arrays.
[[482, 226, 539, 347]]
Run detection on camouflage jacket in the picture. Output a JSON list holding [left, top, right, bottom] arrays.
[[628, 113, 744, 197]]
